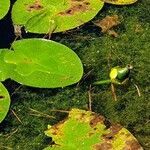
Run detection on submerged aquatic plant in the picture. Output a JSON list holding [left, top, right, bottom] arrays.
[[44, 109, 143, 150]]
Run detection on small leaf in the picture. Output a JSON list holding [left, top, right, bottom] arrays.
[[94, 15, 120, 33], [0, 0, 10, 20], [44, 109, 143, 150], [4, 39, 83, 88], [12, 0, 104, 33], [0, 82, 10, 123], [102, 0, 138, 5]]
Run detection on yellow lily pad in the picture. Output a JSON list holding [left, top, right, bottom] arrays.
[[102, 0, 138, 5], [44, 109, 143, 150]]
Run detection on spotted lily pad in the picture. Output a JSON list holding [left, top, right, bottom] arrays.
[[4, 39, 83, 88], [0, 0, 10, 20], [44, 109, 143, 150], [12, 0, 104, 33], [0, 83, 10, 123], [102, 0, 138, 5]]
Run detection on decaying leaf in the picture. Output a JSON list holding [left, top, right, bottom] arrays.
[[12, 0, 104, 33], [44, 109, 143, 150], [102, 0, 138, 5], [94, 15, 120, 37]]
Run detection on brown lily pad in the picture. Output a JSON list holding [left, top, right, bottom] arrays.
[[94, 15, 120, 37]]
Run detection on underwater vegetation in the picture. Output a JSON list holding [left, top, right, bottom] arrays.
[[0, 0, 150, 149]]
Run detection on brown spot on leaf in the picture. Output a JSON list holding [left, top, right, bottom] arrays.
[[27, 0, 43, 12], [94, 142, 112, 150], [124, 140, 142, 150], [125, 133, 131, 137], [89, 132, 94, 137], [103, 119, 111, 129], [90, 115, 104, 127], [50, 118, 67, 136], [59, 0, 90, 16], [110, 124, 122, 134], [102, 124, 122, 141], [79, 112, 86, 120], [0, 95, 5, 99]]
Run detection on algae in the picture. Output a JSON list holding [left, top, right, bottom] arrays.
[[0, 0, 150, 149]]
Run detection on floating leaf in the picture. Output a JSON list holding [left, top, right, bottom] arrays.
[[12, 0, 104, 33], [0, 0, 10, 20], [44, 109, 143, 150], [0, 83, 10, 123], [0, 49, 15, 81], [4, 39, 83, 88], [94, 15, 120, 37], [102, 0, 138, 5]]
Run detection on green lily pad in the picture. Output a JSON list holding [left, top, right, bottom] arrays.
[[12, 0, 104, 33], [0, 0, 10, 20], [4, 39, 83, 88], [0, 82, 10, 123], [0, 49, 16, 81], [102, 0, 138, 5], [44, 109, 143, 150]]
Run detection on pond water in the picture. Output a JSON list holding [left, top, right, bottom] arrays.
[[0, 0, 149, 149]]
